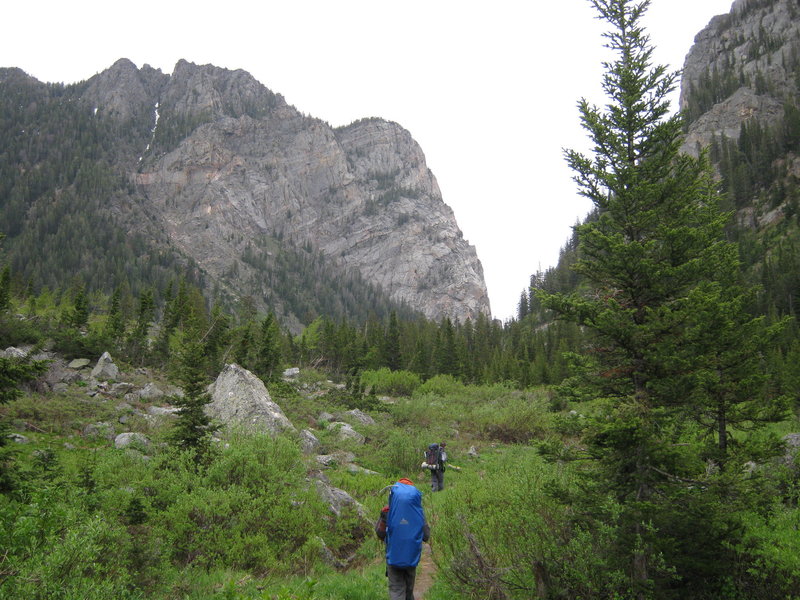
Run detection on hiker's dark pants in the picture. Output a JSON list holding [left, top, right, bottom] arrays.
[[387, 564, 416, 600], [430, 468, 444, 492]]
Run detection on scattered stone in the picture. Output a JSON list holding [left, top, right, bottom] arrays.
[[300, 429, 322, 455], [282, 367, 300, 379], [68, 358, 92, 370], [317, 412, 335, 424], [339, 409, 375, 426], [137, 382, 165, 401], [312, 474, 367, 519], [4, 347, 28, 359], [467, 446, 479, 458], [7, 433, 28, 444], [114, 432, 150, 450], [783, 433, 800, 468], [83, 422, 115, 440], [110, 382, 135, 397], [147, 405, 180, 417], [91, 352, 119, 381], [345, 463, 380, 476], [316, 536, 347, 569], [329, 422, 365, 445], [316, 451, 356, 468]]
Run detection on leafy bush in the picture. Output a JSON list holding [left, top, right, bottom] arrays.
[[365, 428, 430, 479], [414, 374, 465, 397], [360, 368, 421, 397], [432, 446, 627, 599], [471, 394, 550, 443]]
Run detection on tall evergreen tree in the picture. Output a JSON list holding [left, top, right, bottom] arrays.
[[433, 317, 460, 377], [127, 288, 155, 365], [0, 265, 10, 313], [254, 312, 282, 382], [103, 287, 126, 350], [537, 1, 786, 596], [168, 335, 214, 463], [382, 310, 402, 371]]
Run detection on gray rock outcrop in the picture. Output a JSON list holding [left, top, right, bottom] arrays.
[[206, 363, 295, 435], [680, 0, 800, 155]]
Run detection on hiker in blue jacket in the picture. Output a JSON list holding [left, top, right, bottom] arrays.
[[374, 478, 430, 600]]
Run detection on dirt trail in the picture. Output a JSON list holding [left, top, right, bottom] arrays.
[[414, 542, 437, 599]]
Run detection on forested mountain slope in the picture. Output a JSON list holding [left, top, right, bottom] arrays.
[[521, 0, 800, 321], [0, 59, 490, 328]]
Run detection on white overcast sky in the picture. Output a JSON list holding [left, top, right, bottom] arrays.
[[2, 0, 735, 320]]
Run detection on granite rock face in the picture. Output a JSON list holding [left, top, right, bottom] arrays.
[[79, 59, 490, 323], [680, 0, 800, 155]]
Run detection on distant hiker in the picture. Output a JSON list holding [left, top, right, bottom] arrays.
[[422, 442, 447, 492], [375, 477, 430, 600]]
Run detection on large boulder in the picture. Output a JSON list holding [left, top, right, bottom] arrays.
[[206, 364, 295, 435]]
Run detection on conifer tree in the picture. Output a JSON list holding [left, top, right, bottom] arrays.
[[168, 335, 214, 463], [166, 288, 214, 462], [103, 287, 126, 349], [127, 289, 155, 365], [537, 0, 786, 595], [0, 244, 47, 490], [433, 317, 460, 377], [0, 265, 10, 313], [204, 301, 231, 373], [62, 283, 89, 329], [254, 312, 282, 382], [382, 310, 402, 371]]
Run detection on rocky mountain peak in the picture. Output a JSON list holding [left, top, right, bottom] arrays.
[[72, 59, 490, 324], [163, 60, 284, 121]]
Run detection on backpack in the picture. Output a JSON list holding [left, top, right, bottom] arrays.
[[385, 481, 425, 568], [425, 443, 440, 470]]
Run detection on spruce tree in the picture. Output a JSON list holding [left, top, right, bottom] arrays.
[[103, 287, 126, 350], [537, 0, 787, 595], [382, 310, 402, 371], [168, 336, 214, 463], [254, 312, 281, 382], [0, 265, 10, 312]]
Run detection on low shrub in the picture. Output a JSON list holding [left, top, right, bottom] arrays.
[[360, 368, 421, 397], [414, 374, 465, 397]]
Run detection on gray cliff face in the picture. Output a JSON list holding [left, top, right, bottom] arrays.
[[104, 60, 490, 322], [680, 0, 800, 155]]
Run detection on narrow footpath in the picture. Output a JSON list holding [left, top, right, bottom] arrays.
[[414, 542, 437, 599]]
